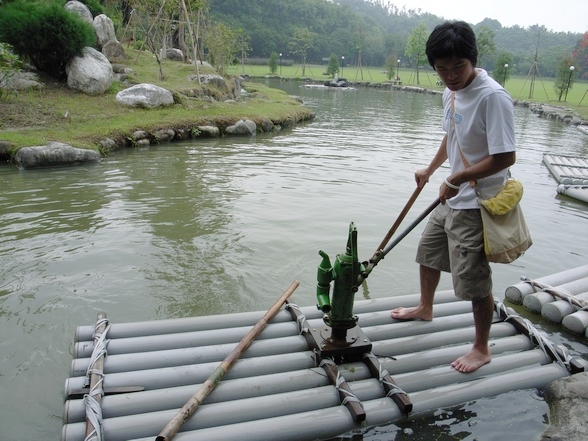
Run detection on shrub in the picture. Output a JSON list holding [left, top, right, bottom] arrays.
[[0, 42, 21, 99], [0, 0, 96, 80]]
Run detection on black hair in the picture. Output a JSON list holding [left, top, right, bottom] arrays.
[[425, 21, 478, 68]]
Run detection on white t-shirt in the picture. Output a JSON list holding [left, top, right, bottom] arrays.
[[442, 68, 516, 209]]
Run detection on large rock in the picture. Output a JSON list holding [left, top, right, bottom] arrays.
[[64, 1, 93, 24], [66, 47, 114, 95], [225, 119, 257, 136], [14, 142, 101, 169], [188, 74, 227, 91], [541, 372, 588, 441], [2, 71, 44, 91], [115, 83, 174, 108], [93, 14, 117, 48], [102, 40, 127, 62], [163, 48, 184, 62]]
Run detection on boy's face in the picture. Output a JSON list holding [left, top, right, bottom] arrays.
[[434, 58, 476, 91]]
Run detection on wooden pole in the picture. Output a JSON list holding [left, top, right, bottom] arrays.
[[376, 185, 424, 252], [156, 280, 300, 441]]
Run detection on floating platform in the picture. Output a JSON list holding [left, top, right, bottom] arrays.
[[61, 287, 588, 441], [543, 154, 588, 203], [302, 84, 356, 90], [506, 264, 588, 336]]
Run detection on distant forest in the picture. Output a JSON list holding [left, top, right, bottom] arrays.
[[208, 0, 584, 78]]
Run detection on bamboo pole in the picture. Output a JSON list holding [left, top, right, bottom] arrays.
[[156, 280, 300, 441], [376, 185, 424, 252]]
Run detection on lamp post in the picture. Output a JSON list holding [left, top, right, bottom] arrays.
[[341, 56, 344, 76], [279, 53, 282, 76], [397, 59, 400, 80], [503, 64, 508, 87], [564, 66, 575, 102]]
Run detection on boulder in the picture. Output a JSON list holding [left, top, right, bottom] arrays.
[[66, 47, 114, 95], [116, 83, 174, 108], [93, 14, 117, 48], [225, 119, 257, 136], [542, 372, 588, 441], [163, 48, 184, 62], [188, 74, 227, 91], [102, 40, 127, 62], [197, 126, 221, 137], [2, 71, 44, 91], [13, 142, 101, 169], [0, 141, 15, 161], [260, 118, 274, 132], [64, 1, 93, 24]]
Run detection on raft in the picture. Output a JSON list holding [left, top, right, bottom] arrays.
[[506, 264, 588, 336], [543, 154, 588, 204], [62, 288, 587, 441]]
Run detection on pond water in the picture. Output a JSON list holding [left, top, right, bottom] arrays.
[[1, 79, 588, 440]]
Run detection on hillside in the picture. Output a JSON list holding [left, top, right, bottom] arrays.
[[208, 0, 583, 77]]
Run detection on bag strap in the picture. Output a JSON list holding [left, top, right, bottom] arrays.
[[451, 92, 471, 169]]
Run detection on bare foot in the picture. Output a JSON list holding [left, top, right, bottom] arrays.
[[451, 349, 491, 373], [390, 306, 433, 321]]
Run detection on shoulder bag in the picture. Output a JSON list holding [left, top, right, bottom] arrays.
[[451, 92, 532, 263]]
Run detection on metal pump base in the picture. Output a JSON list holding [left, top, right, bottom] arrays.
[[306, 323, 372, 359]]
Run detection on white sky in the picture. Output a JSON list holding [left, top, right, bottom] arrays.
[[389, 0, 587, 34]]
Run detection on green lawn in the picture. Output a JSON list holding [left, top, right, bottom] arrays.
[[227, 64, 588, 119]]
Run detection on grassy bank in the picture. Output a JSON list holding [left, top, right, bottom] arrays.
[[2, 55, 586, 155], [0, 48, 314, 152], [228, 64, 588, 119]]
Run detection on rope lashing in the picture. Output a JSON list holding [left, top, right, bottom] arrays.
[[319, 358, 361, 405], [84, 393, 104, 441], [83, 318, 111, 441], [363, 353, 407, 398], [521, 277, 588, 311], [496, 301, 572, 374], [285, 302, 308, 334]]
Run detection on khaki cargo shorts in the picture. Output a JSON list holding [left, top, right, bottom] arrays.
[[415, 203, 492, 301]]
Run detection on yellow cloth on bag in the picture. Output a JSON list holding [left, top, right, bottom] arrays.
[[479, 179, 523, 215]]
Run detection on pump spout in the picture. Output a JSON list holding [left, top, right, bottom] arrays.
[[316, 250, 333, 312]]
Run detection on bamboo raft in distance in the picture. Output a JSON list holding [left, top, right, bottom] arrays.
[[62, 286, 588, 441]]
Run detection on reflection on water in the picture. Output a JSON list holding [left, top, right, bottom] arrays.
[[1, 80, 587, 440]]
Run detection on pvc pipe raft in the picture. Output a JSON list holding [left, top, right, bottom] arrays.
[[505, 264, 588, 304], [557, 184, 588, 204], [62, 292, 585, 441], [506, 265, 588, 334], [543, 154, 588, 185]]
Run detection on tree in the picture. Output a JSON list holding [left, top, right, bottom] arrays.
[[493, 52, 513, 86], [404, 23, 428, 85], [476, 26, 496, 69], [384, 54, 398, 80], [202, 19, 239, 75], [554, 56, 576, 101], [236, 30, 250, 74], [130, 0, 178, 80], [572, 32, 588, 80], [288, 27, 314, 76], [326, 53, 339, 77], [268, 52, 278, 74]]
